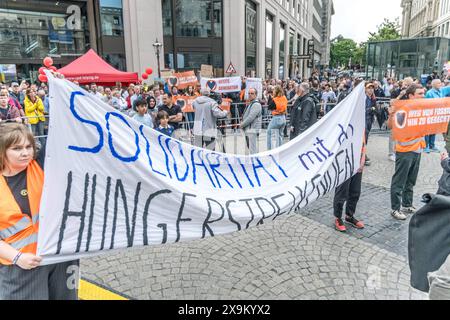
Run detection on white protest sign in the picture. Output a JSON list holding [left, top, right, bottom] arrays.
[[37, 73, 366, 265], [200, 77, 242, 93], [245, 78, 263, 100]]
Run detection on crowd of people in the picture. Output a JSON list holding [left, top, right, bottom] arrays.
[[1, 69, 450, 300]]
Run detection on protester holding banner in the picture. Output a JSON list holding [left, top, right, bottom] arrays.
[[333, 135, 367, 232], [0, 123, 78, 300], [267, 85, 288, 150], [389, 84, 426, 221], [192, 88, 228, 150], [240, 88, 262, 155]]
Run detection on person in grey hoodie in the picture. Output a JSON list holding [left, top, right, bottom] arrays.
[[192, 88, 228, 150], [240, 88, 262, 155]]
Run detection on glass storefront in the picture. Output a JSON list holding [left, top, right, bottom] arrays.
[[99, 0, 123, 36], [265, 13, 273, 79], [366, 37, 450, 81], [98, 0, 126, 71], [0, 0, 89, 60], [245, 0, 257, 77], [0, 0, 90, 81], [162, 0, 223, 75]]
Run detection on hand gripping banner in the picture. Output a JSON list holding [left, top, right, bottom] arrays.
[[37, 75, 366, 265]]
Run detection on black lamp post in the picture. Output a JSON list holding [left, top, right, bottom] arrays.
[[153, 38, 163, 79]]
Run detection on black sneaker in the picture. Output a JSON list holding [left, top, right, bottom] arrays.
[[345, 216, 365, 229]]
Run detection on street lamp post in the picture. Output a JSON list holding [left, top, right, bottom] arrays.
[[153, 38, 163, 79]]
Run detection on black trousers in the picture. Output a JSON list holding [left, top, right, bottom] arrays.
[[333, 172, 363, 219]]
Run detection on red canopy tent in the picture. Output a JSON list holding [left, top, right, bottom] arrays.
[[58, 49, 138, 86]]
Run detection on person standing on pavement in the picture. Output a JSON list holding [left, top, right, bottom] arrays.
[[289, 83, 317, 139], [192, 88, 228, 151], [424, 79, 444, 154], [240, 88, 262, 155], [0, 123, 79, 300], [333, 135, 367, 232], [266, 85, 288, 150], [364, 83, 377, 166], [389, 84, 426, 221]]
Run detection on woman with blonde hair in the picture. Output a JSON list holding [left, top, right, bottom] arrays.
[[0, 123, 78, 300], [266, 85, 288, 150], [24, 88, 46, 146]]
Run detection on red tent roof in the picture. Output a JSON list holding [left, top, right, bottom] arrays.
[[58, 49, 138, 85]]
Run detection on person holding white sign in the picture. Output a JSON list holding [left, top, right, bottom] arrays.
[[0, 123, 79, 300]]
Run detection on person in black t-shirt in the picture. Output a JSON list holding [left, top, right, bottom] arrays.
[[0, 123, 78, 300], [158, 93, 183, 138]]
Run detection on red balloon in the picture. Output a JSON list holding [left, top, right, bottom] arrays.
[[145, 68, 153, 75], [49, 66, 58, 72], [142, 73, 149, 80], [43, 57, 53, 68], [38, 74, 48, 82], [39, 67, 47, 75]]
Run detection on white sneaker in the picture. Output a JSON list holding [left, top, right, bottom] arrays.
[[391, 210, 407, 220], [388, 154, 396, 162], [401, 206, 417, 214]]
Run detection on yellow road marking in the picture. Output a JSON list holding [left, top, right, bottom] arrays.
[[78, 279, 129, 300]]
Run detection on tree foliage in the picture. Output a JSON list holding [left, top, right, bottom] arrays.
[[368, 18, 402, 42], [330, 37, 358, 68], [330, 18, 401, 69]]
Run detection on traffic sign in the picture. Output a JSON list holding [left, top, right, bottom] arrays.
[[291, 54, 311, 60], [225, 62, 237, 74]]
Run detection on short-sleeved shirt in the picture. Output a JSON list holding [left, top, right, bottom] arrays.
[[3, 148, 45, 218], [158, 104, 182, 130], [133, 113, 154, 128]]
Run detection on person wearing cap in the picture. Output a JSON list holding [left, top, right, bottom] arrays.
[[389, 84, 426, 221]]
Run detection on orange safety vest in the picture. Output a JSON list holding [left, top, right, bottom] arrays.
[[272, 96, 288, 116], [395, 136, 426, 153], [0, 161, 43, 265]]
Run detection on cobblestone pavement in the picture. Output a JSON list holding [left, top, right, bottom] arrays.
[[81, 132, 437, 300]]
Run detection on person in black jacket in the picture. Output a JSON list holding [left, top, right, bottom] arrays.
[[289, 83, 317, 139]]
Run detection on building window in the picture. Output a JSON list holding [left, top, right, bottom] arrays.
[[174, 0, 222, 38], [100, 0, 123, 36], [162, 0, 173, 36], [265, 13, 273, 79], [245, 1, 257, 77], [279, 23, 285, 79]]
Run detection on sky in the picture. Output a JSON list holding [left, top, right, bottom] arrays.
[[331, 0, 403, 44]]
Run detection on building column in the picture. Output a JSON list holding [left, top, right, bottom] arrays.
[[123, 0, 164, 76], [273, 14, 280, 80], [223, 0, 246, 77], [257, 0, 266, 79], [86, 0, 97, 52]]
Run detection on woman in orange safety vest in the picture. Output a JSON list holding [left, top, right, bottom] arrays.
[[0, 123, 78, 300], [266, 85, 288, 150]]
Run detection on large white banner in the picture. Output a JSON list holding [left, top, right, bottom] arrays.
[[37, 74, 366, 265], [200, 76, 242, 93]]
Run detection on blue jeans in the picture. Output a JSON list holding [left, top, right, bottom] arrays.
[[267, 115, 286, 150], [425, 135, 436, 149]]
